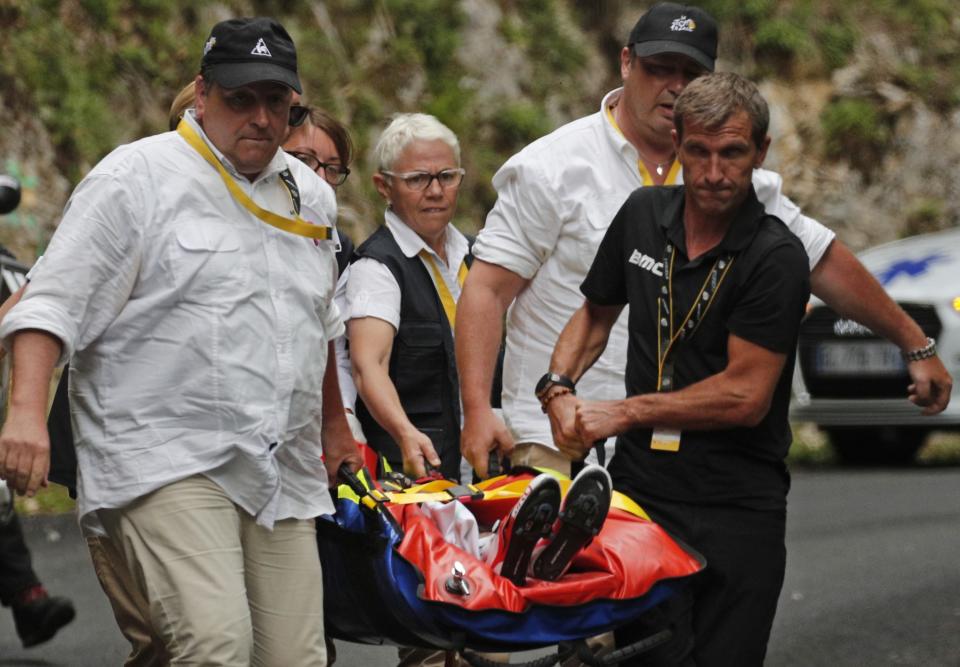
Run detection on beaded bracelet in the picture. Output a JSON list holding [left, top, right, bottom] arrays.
[[540, 387, 574, 413]]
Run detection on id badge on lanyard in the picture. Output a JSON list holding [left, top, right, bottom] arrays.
[[652, 243, 734, 453]]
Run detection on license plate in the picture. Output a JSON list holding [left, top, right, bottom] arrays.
[[813, 341, 906, 376]]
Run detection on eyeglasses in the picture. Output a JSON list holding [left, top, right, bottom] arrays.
[[288, 151, 351, 186], [288, 105, 309, 127], [381, 168, 465, 191]]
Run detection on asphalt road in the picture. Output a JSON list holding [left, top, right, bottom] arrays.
[[1, 467, 958, 666]]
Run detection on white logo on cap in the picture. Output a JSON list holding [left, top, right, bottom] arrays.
[[203, 36, 216, 55], [670, 16, 697, 32], [251, 38, 272, 57]]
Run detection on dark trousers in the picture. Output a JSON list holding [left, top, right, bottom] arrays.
[[0, 513, 41, 606], [616, 499, 787, 667]]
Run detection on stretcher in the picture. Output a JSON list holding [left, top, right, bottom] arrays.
[[316, 467, 705, 666]]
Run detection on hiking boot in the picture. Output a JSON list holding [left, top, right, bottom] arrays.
[[532, 464, 612, 581], [493, 473, 561, 586], [12, 585, 76, 648]]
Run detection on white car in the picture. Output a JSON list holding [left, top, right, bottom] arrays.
[[791, 227, 960, 464]]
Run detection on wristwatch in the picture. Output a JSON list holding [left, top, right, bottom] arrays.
[[902, 337, 937, 362], [535, 372, 576, 399]]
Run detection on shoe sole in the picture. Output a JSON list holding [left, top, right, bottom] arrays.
[[533, 469, 611, 581], [500, 478, 561, 586]]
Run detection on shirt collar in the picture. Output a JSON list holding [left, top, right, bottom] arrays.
[[182, 109, 288, 183], [601, 88, 682, 185], [383, 209, 469, 265], [662, 185, 768, 260], [600, 88, 635, 160]]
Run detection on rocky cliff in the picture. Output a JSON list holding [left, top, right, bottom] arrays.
[[0, 0, 957, 261]]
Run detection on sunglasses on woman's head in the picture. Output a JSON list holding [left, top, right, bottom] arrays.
[[288, 105, 309, 127]]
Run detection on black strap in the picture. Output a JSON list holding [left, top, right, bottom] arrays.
[[657, 243, 734, 392], [277, 168, 301, 215]]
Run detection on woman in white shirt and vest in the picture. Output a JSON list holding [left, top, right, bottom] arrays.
[[345, 113, 470, 482]]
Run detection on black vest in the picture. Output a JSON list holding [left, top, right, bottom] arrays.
[[352, 226, 472, 481]]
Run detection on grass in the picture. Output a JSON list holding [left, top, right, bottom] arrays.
[[788, 423, 960, 468], [788, 422, 837, 466], [13, 482, 75, 516], [8, 429, 958, 516]]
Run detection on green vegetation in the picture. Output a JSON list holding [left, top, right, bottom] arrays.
[[11, 430, 960, 517], [14, 484, 76, 515], [787, 423, 837, 467], [0, 0, 958, 248], [788, 425, 960, 468], [903, 197, 946, 237], [820, 98, 891, 174]]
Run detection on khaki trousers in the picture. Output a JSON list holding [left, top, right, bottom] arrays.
[[99, 475, 326, 667], [87, 535, 168, 667], [509, 442, 573, 477]]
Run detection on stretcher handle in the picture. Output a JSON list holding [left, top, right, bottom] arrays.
[[337, 465, 405, 539], [572, 439, 607, 478], [337, 464, 369, 497], [487, 450, 511, 478], [573, 629, 673, 665], [593, 439, 606, 467], [461, 630, 672, 667]]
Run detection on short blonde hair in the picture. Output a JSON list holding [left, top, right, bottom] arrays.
[[168, 81, 197, 131], [373, 113, 460, 172]]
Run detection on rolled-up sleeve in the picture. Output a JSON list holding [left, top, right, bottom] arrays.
[[472, 155, 564, 280], [752, 168, 834, 269], [0, 168, 144, 365], [344, 258, 401, 331]]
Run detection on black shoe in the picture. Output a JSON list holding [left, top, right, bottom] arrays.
[[533, 464, 612, 581], [496, 473, 561, 586], [12, 586, 76, 648]]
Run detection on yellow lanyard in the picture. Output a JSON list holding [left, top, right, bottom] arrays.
[[656, 248, 735, 390], [177, 120, 333, 240], [420, 250, 469, 329], [605, 105, 681, 186]]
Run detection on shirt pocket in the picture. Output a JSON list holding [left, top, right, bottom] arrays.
[[572, 192, 631, 273], [285, 240, 337, 325], [170, 224, 251, 304]]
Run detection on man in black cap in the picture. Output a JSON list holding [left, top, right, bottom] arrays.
[[0, 16, 360, 665], [456, 2, 951, 475]]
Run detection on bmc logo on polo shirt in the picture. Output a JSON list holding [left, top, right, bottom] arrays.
[[628, 249, 663, 277]]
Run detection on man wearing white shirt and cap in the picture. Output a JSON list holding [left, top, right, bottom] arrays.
[[0, 16, 360, 665], [457, 1, 952, 479]]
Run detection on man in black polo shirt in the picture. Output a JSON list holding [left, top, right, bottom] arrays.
[[540, 72, 809, 665]]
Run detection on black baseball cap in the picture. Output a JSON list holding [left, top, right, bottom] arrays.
[[628, 3, 718, 72], [201, 17, 302, 93]]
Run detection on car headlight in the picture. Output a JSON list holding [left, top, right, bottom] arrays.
[[953, 296, 960, 314]]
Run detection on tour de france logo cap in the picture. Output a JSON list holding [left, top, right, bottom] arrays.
[[201, 17, 302, 93], [628, 2, 718, 72]]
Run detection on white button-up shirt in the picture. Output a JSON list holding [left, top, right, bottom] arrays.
[[473, 88, 835, 449], [345, 209, 471, 330], [0, 111, 343, 528]]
